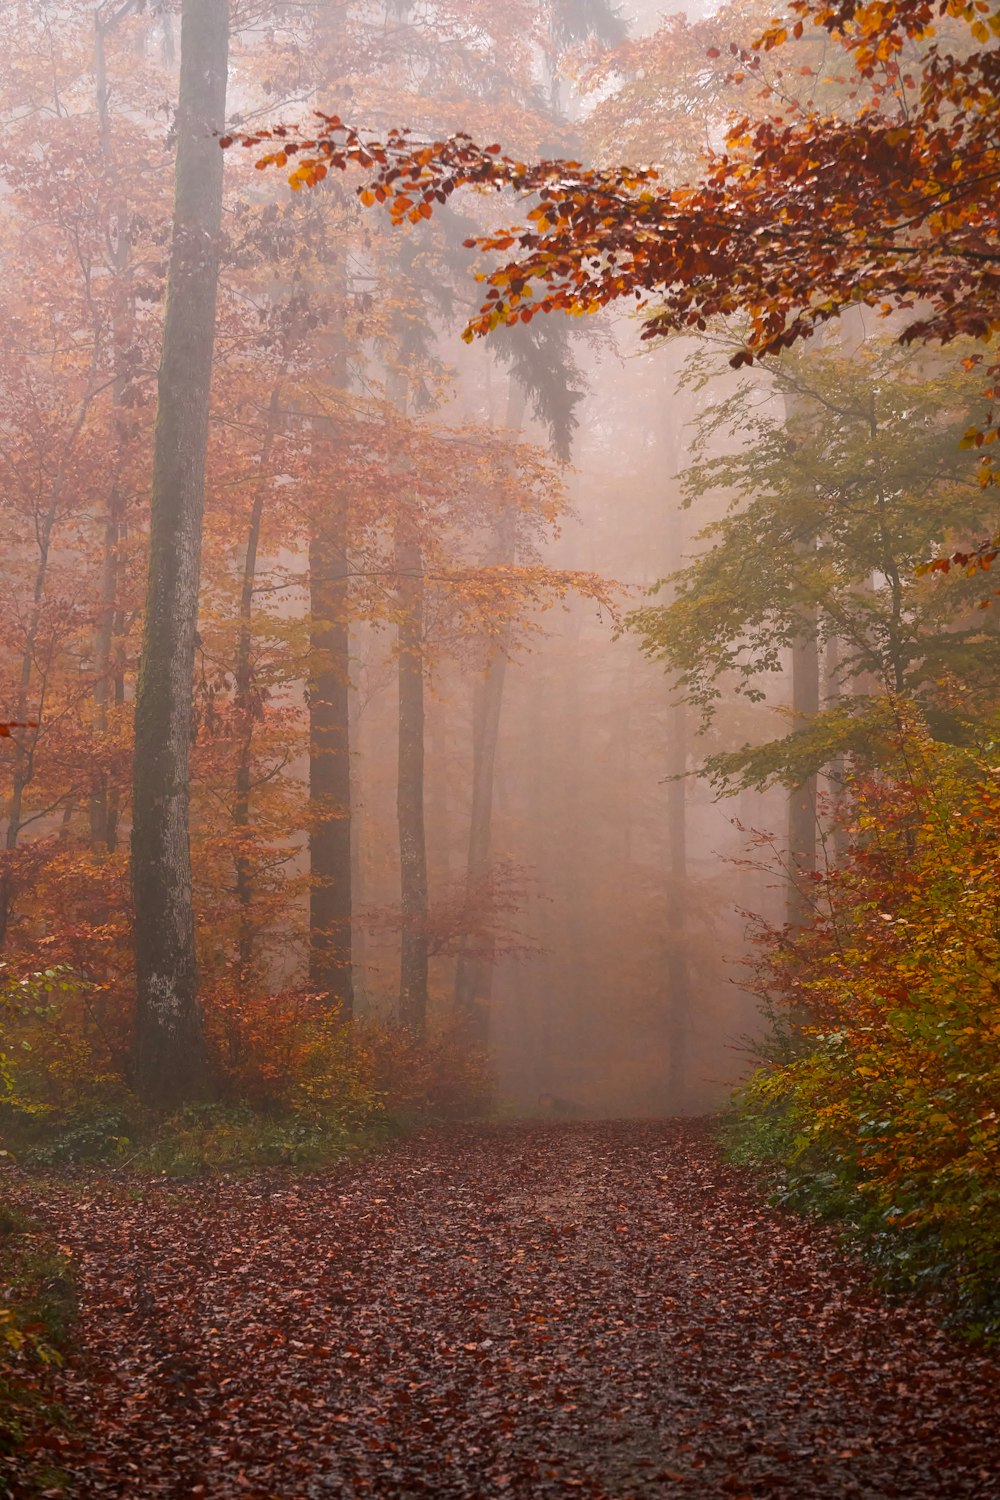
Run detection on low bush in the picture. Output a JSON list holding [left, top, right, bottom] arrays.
[[0, 967, 493, 1172], [728, 705, 1000, 1343], [0, 1202, 75, 1489]]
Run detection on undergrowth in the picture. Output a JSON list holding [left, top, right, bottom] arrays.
[[720, 1084, 1000, 1347], [720, 710, 1000, 1347], [0, 969, 493, 1176], [0, 1202, 75, 1495], [0, 1098, 400, 1178]]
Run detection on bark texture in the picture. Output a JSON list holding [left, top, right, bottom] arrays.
[[131, 0, 229, 1107]]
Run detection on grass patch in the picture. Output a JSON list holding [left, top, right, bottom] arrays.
[[126, 1101, 401, 1178], [0, 1097, 401, 1179]]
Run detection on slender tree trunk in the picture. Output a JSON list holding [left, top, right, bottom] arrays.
[[662, 456, 691, 1109], [522, 668, 554, 1100], [90, 496, 124, 852], [396, 521, 429, 1034], [869, 392, 907, 694], [426, 703, 453, 876], [0, 420, 86, 945], [308, 508, 354, 1019], [348, 683, 366, 1007], [787, 614, 820, 927], [824, 633, 849, 864], [4, 355, 97, 866], [5, 540, 53, 858], [454, 383, 526, 1039], [453, 639, 509, 1040], [131, 0, 228, 1107], [664, 690, 689, 1110], [781, 379, 823, 928], [90, 4, 136, 853], [560, 610, 589, 1083], [233, 383, 282, 984]]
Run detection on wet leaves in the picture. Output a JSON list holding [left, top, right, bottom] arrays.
[[6, 1121, 1000, 1497]]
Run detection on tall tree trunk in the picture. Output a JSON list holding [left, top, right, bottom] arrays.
[[559, 610, 589, 1085], [348, 683, 366, 1007], [662, 458, 691, 1110], [0, 368, 98, 946], [233, 383, 283, 986], [454, 381, 526, 1040], [784, 378, 821, 930], [396, 520, 429, 1034], [308, 508, 354, 1020], [131, 0, 228, 1107], [90, 2, 138, 853], [90, 495, 124, 852], [306, 216, 355, 1017], [787, 613, 820, 927], [869, 391, 907, 694], [5, 540, 54, 861], [522, 670, 554, 1101], [453, 635, 509, 1040], [664, 690, 689, 1110], [824, 633, 849, 864]]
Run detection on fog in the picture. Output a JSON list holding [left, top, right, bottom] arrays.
[[1, 0, 947, 1119], [4, 5, 997, 1491]]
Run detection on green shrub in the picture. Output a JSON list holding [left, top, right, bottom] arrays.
[[0, 1204, 75, 1478]]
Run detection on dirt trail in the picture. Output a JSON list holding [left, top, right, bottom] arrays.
[[13, 1121, 1000, 1498]]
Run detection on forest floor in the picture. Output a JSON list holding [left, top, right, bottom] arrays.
[[5, 1119, 1000, 1499]]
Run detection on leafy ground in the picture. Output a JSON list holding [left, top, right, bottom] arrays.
[[4, 1120, 999, 1498]]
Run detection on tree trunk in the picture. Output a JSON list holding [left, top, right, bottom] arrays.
[[5, 542, 53, 859], [453, 382, 526, 1040], [396, 522, 429, 1035], [824, 633, 849, 864], [662, 452, 691, 1110], [787, 614, 820, 927], [308, 512, 354, 1020], [664, 691, 689, 1110], [233, 383, 282, 985], [90, 495, 125, 852], [348, 684, 366, 1008], [869, 392, 907, 694], [90, 3, 137, 854], [453, 639, 509, 1041], [0, 414, 85, 945], [131, 0, 228, 1108]]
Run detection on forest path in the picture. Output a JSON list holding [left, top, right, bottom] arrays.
[[19, 1120, 1000, 1498]]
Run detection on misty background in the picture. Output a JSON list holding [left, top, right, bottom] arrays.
[[4, 0, 979, 1118]]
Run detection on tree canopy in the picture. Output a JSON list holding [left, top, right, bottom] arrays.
[[231, 0, 998, 362], [629, 338, 998, 789]]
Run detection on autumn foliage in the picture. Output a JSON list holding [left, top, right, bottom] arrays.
[[3, 13, 1000, 1493], [0, 0, 616, 1134], [0, 0, 996, 1354], [238, 1, 998, 349], [740, 703, 1000, 1331]]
